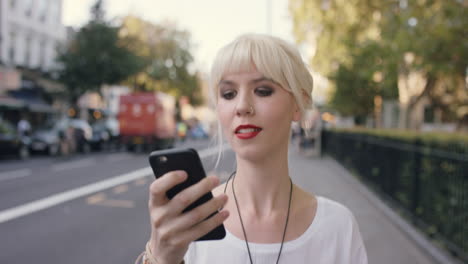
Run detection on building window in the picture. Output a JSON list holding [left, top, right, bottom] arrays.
[[9, 46, 15, 63], [39, 0, 49, 22], [25, 35, 32, 67], [25, 0, 33, 17], [9, 32, 16, 64], [50, 3, 60, 25], [39, 39, 46, 70]]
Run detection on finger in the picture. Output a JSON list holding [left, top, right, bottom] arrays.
[[149, 170, 188, 206], [170, 194, 228, 233], [179, 209, 229, 243], [169, 176, 219, 215]]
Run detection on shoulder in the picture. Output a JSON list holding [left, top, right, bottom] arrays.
[[316, 197, 368, 262], [316, 196, 359, 233], [319, 196, 355, 219]]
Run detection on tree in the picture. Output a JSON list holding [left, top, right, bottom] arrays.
[[290, 0, 383, 76], [290, 0, 467, 129], [57, 1, 144, 102], [119, 16, 203, 105], [331, 41, 398, 121], [379, 0, 468, 128], [91, 0, 105, 22]]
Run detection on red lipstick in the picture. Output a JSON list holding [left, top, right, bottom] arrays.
[[234, 124, 263, 139]]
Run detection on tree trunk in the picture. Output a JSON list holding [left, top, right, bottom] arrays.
[[407, 74, 436, 130], [398, 69, 435, 130]]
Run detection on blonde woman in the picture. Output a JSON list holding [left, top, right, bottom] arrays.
[[139, 34, 368, 264]]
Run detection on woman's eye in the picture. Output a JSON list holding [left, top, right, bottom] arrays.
[[255, 87, 273, 97], [221, 91, 236, 100]]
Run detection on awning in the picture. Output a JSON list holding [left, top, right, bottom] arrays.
[[0, 96, 25, 109], [27, 101, 56, 113], [37, 78, 65, 93]]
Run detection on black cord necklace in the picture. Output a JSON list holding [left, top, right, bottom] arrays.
[[224, 171, 293, 264]]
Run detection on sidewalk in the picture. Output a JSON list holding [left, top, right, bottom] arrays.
[[288, 146, 461, 264]]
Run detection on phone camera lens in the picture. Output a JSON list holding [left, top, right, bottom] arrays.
[[158, 156, 168, 163]]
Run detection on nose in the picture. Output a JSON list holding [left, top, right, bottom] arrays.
[[235, 99, 254, 116]]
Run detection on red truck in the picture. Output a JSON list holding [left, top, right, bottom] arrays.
[[118, 92, 176, 151]]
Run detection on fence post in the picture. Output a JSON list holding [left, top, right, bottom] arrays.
[[411, 139, 422, 222]]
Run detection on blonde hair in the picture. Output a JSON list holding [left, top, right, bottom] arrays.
[[209, 33, 314, 168]]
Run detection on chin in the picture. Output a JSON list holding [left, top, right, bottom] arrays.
[[232, 142, 278, 162]]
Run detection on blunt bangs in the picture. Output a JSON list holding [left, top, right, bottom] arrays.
[[210, 34, 300, 104]]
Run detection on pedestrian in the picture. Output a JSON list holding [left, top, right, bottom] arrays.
[[138, 34, 368, 264], [177, 121, 188, 142], [17, 115, 31, 137]]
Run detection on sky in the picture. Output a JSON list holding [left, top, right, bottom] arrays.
[[62, 0, 295, 73], [62, 0, 328, 104]]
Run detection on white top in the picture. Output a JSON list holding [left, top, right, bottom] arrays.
[[185, 196, 368, 264], [17, 119, 31, 134]]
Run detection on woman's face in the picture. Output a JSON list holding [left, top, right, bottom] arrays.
[[216, 68, 300, 160]]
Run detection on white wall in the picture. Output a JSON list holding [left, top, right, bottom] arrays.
[[0, 0, 65, 72]]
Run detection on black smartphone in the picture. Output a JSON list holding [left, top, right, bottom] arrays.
[[148, 148, 226, 241]]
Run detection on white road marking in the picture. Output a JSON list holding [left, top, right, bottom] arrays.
[[0, 166, 153, 224], [51, 158, 95, 172], [0, 169, 32, 182], [0, 145, 225, 224]]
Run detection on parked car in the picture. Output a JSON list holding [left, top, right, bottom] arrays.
[[69, 119, 92, 153], [54, 118, 93, 154], [90, 121, 111, 151], [0, 118, 31, 159], [90, 117, 120, 151], [30, 121, 61, 156]]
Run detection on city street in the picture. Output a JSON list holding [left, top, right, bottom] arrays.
[[0, 1, 464, 263], [0, 139, 452, 264]]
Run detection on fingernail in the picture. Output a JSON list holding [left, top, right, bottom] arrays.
[[221, 194, 228, 202], [178, 171, 187, 179], [212, 177, 220, 186], [220, 210, 229, 218]]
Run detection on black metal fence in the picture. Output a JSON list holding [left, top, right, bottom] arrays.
[[322, 130, 468, 262]]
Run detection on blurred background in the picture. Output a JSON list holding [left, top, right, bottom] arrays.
[[0, 0, 466, 263]]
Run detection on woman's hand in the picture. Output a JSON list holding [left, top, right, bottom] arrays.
[[148, 170, 229, 264]]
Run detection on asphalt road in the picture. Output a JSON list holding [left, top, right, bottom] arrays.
[[0, 138, 449, 264], [0, 139, 231, 264]]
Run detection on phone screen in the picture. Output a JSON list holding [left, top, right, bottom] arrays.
[[148, 148, 226, 240]]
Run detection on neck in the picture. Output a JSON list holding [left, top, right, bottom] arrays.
[[230, 147, 291, 217]]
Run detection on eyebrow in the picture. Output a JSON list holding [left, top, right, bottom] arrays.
[[250, 77, 273, 84], [218, 77, 275, 86]]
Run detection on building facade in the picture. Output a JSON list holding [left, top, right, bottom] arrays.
[[0, 0, 65, 72]]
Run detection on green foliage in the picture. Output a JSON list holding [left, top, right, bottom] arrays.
[[56, 1, 201, 106], [57, 21, 144, 102], [330, 41, 398, 116], [330, 127, 468, 146], [290, 0, 468, 121], [120, 16, 203, 105]]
